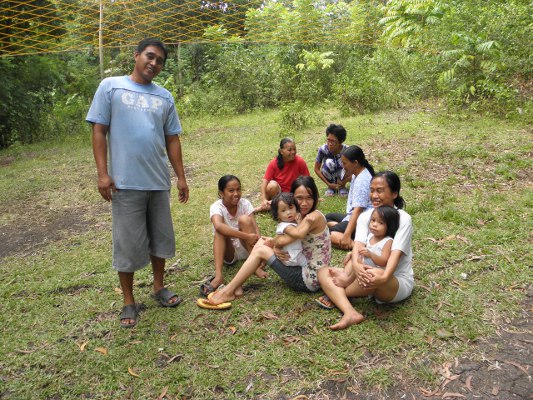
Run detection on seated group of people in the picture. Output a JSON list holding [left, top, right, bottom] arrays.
[[199, 124, 414, 331]]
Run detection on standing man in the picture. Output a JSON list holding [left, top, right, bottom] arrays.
[[86, 38, 189, 328]]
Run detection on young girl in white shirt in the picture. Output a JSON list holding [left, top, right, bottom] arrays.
[[358, 206, 400, 268], [201, 175, 263, 296]]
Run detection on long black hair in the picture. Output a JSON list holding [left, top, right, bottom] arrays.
[[290, 176, 319, 213], [342, 145, 375, 176], [373, 171, 405, 209], [277, 137, 295, 170]]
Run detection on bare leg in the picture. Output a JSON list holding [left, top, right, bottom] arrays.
[[208, 244, 274, 305], [372, 275, 400, 303], [254, 181, 280, 212], [265, 180, 281, 200], [330, 231, 353, 250], [238, 215, 268, 279], [151, 255, 179, 304], [118, 271, 135, 325], [318, 268, 365, 330], [212, 231, 234, 289]]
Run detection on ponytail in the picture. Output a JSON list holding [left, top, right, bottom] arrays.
[[342, 145, 374, 176]]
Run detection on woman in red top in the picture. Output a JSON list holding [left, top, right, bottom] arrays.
[[255, 138, 310, 212]]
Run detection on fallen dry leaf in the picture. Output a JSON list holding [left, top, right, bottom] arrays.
[[456, 235, 469, 244], [114, 287, 123, 294], [167, 353, 183, 364], [290, 396, 309, 400], [95, 347, 108, 355], [436, 328, 454, 338], [503, 360, 529, 375], [128, 367, 140, 377], [442, 374, 461, 388], [491, 386, 499, 396], [14, 349, 34, 354], [158, 386, 168, 400], [419, 387, 440, 397], [261, 311, 279, 320], [77, 341, 89, 352], [465, 375, 473, 391], [283, 336, 302, 346], [442, 392, 465, 398], [245, 381, 253, 393]]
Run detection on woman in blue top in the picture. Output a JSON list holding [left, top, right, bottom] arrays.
[[326, 145, 374, 250]]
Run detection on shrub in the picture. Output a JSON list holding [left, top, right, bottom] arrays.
[[279, 101, 323, 130]]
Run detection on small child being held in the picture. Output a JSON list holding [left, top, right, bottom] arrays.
[[270, 192, 308, 268], [358, 206, 400, 268]]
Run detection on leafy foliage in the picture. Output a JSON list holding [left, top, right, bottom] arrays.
[[0, 0, 530, 147]]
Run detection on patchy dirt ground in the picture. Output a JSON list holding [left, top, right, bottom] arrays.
[[305, 287, 532, 399], [0, 204, 107, 259]]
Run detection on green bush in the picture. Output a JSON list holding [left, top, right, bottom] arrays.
[[279, 101, 323, 130]]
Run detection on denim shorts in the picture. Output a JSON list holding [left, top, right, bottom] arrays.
[[111, 190, 175, 272]]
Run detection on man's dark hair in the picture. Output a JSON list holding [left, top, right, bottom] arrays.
[[136, 38, 168, 62], [325, 124, 347, 143]]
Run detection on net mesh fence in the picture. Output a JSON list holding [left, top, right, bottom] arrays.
[[1, 0, 383, 57]]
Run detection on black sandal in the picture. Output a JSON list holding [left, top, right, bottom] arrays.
[[119, 304, 139, 328], [199, 276, 222, 297]]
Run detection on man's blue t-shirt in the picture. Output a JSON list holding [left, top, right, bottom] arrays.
[[86, 76, 182, 190]]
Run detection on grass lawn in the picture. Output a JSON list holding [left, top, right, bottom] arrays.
[[0, 103, 531, 399]]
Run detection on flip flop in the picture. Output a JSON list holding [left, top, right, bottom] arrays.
[[152, 287, 183, 307], [199, 276, 223, 297], [196, 298, 231, 310], [315, 295, 335, 310], [119, 304, 139, 328]]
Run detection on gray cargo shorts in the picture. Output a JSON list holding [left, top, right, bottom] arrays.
[[111, 189, 175, 272]]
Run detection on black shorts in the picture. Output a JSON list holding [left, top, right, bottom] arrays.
[[326, 212, 355, 239], [266, 255, 311, 293]]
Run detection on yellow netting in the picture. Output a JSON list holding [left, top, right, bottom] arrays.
[[1, 0, 382, 57]]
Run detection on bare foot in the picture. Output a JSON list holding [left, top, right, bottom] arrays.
[[329, 311, 365, 331], [329, 268, 353, 288], [207, 287, 236, 305], [235, 286, 244, 298]]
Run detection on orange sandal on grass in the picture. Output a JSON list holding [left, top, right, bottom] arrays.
[[315, 295, 335, 310]]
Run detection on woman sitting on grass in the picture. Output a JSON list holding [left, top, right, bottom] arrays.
[[255, 138, 310, 212], [200, 175, 263, 296], [326, 145, 374, 250], [200, 176, 331, 308], [318, 171, 414, 330]]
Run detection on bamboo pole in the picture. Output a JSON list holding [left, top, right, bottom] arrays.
[[98, 0, 104, 79]]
